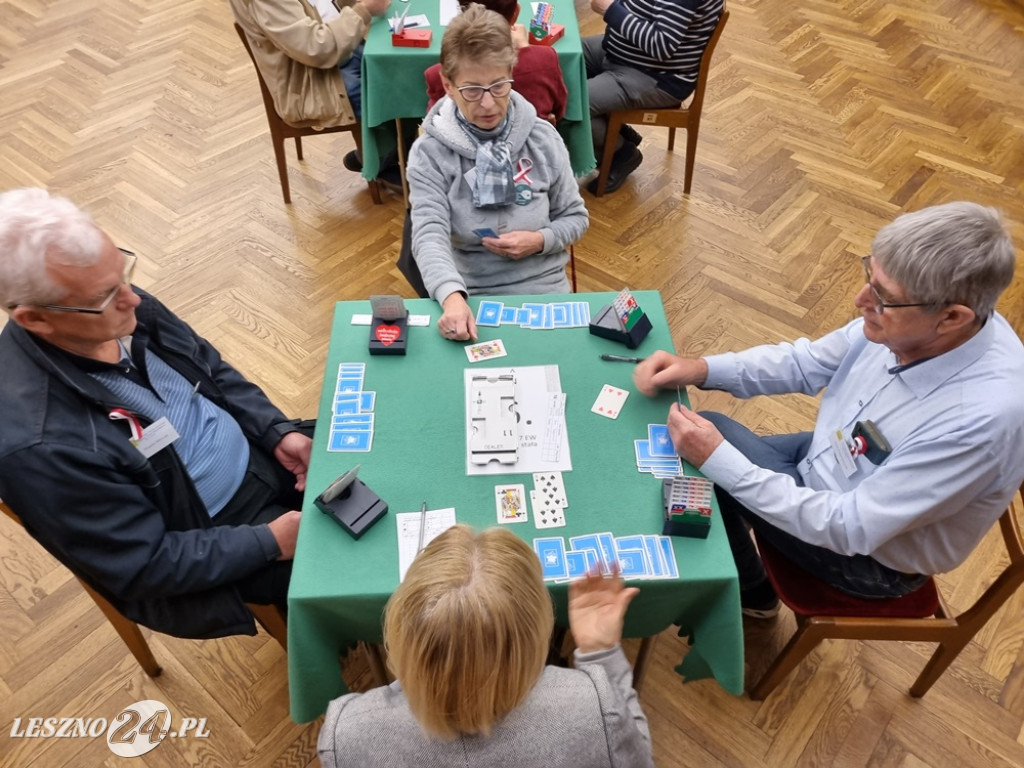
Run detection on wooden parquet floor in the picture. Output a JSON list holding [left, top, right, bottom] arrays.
[[1, 0, 1023, 765]]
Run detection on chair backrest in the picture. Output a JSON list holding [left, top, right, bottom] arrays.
[[688, 6, 730, 117], [234, 23, 286, 130]]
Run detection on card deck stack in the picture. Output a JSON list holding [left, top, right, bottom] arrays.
[[328, 363, 376, 452], [475, 299, 591, 330], [634, 423, 682, 477], [533, 532, 679, 582]]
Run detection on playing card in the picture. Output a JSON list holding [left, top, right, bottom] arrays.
[[328, 430, 374, 452], [337, 378, 363, 393], [359, 391, 376, 411], [332, 413, 374, 430], [476, 300, 503, 327], [595, 532, 616, 569], [569, 534, 610, 574], [495, 484, 528, 524], [523, 303, 545, 328], [334, 392, 361, 415], [591, 384, 629, 419], [643, 535, 667, 577], [534, 537, 568, 580], [532, 471, 567, 508], [647, 424, 675, 457], [499, 306, 517, 324], [465, 339, 508, 362], [617, 549, 649, 579], [658, 536, 679, 578], [565, 550, 589, 579], [531, 489, 566, 528]]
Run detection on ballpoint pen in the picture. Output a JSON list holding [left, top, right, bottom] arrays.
[[600, 353, 645, 363], [417, 500, 427, 552]]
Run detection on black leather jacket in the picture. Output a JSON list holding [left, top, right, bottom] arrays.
[[0, 289, 300, 638]]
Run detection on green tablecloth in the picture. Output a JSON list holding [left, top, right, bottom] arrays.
[[288, 291, 743, 723], [360, 0, 595, 178]]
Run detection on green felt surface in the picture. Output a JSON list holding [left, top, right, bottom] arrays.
[[359, 0, 596, 178], [288, 291, 743, 723]]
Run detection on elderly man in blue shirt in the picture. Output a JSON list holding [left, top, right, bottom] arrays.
[[634, 202, 1024, 617]]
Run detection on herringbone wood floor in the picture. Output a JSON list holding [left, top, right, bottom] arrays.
[[2, 0, 1023, 766]]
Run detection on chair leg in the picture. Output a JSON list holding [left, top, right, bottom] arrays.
[[667, 127, 676, 152], [595, 114, 625, 197], [748, 619, 825, 700], [569, 244, 577, 293], [78, 579, 162, 677], [683, 117, 700, 194], [362, 642, 389, 687], [909, 635, 973, 697], [294, 136, 303, 161], [395, 118, 409, 208], [270, 134, 292, 205], [633, 634, 658, 693], [246, 603, 287, 651]]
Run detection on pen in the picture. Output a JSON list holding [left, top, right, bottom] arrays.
[[600, 354, 645, 363], [417, 500, 427, 552]]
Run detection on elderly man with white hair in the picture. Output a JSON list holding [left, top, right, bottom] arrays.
[[0, 188, 311, 639], [634, 202, 1024, 618]]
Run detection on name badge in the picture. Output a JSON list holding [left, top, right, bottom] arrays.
[[828, 428, 858, 479], [132, 417, 180, 458]]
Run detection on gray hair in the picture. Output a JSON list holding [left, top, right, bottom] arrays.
[[0, 187, 105, 309], [871, 202, 1015, 320]]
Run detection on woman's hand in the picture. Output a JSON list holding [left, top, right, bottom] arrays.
[[438, 292, 478, 342], [482, 231, 545, 261], [569, 566, 639, 654]]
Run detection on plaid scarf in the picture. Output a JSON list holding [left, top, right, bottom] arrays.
[[455, 102, 516, 208]]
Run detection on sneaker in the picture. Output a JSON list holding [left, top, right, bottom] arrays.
[[587, 145, 643, 195], [343, 150, 363, 173], [619, 124, 643, 147], [740, 579, 780, 619]]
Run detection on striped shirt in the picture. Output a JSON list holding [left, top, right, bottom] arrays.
[[602, 0, 723, 100], [89, 342, 250, 516]]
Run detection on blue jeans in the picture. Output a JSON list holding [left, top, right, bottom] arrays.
[[339, 43, 364, 119], [703, 412, 927, 599]]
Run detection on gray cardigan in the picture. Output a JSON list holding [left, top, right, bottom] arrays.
[[317, 645, 655, 767], [407, 92, 589, 304]]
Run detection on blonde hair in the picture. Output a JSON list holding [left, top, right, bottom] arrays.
[[440, 3, 517, 82], [383, 525, 553, 739]]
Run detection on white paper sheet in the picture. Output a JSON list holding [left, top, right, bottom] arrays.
[[439, 0, 461, 25], [395, 507, 457, 581], [464, 365, 572, 476]]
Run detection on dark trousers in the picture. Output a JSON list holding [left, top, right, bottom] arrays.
[[703, 412, 927, 599], [214, 442, 304, 612]]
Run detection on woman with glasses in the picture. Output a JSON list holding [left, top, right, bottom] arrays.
[[407, 4, 588, 342], [317, 525, 655, 767]]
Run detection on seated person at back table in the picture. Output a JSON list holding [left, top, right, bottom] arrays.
[[634, 202, 1024, 618], [0, 187, 312, 639], [231, 0, 393, 179], [317, 525, 655, 768], [424, 0, 568, 123], [408, 4, 589, 343]]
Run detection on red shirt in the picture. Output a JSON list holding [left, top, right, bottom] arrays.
[[424, 45, 568, 123]]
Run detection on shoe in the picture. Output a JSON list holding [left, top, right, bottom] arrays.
[[740, 579, 780, 619], [619, 124, 643, 147], [375, 162, 403, 194], [343, 150, 363, 173], [587, 145, 643, 195]]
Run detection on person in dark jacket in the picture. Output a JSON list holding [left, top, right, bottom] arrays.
[[0, 187, 311, 639]]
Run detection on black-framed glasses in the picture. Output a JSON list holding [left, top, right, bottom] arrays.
[[860, 256, 935, 315], [456, 79, 514, 102], [25, 248, 137, 315]]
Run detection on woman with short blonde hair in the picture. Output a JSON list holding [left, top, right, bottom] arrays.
[[318, 525, 655, 766]]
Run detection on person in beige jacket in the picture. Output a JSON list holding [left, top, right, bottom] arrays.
[[231, 0, 390, 129]]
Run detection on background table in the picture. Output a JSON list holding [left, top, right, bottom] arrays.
[[359, 0, 595, 179], [288, 291, 742, 723]]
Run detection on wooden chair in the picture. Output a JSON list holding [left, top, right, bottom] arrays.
[[748, 482, 1024, 700], [594, 6, 730, 197], [0, 499, 286, 676], [233, 24, 381, 205]]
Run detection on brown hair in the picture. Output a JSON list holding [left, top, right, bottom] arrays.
[[383, 525, 554, 739], [440, 3, 517, 83]]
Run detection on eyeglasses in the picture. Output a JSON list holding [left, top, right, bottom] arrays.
[[456, 79, 514, 102], [860, 256, 935, 314], [26, 248, 137, 315]]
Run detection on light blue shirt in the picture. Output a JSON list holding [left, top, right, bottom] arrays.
[[699, 315, 1024, 574]]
